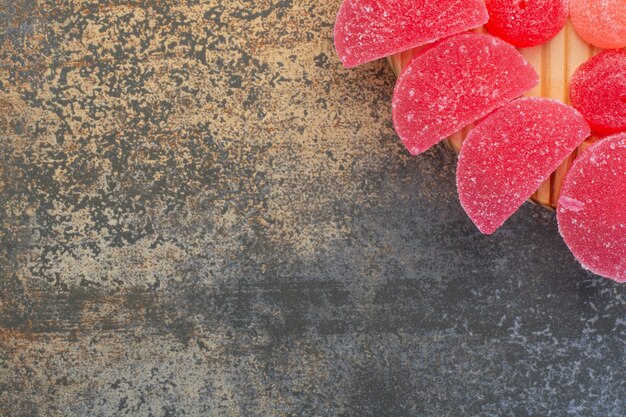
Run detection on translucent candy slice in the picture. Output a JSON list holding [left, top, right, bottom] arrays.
[[457, 98, 590, 235], [393, 33, 538, 156], [569, 49, 626, 134], [333, 0, 489, 68], [570, 0, 626, 49], [557, 133, 626, 282], [485, 0, 568, 47]]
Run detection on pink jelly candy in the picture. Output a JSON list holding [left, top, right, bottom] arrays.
[[569, 49, 626, 134], [485, 0, 568, 47], [457, 98, 590, 235], [393, 33, 538, 156], [570, 0, 626, 49], [334, 0, 488, 68], [557, 133, 626, 282]]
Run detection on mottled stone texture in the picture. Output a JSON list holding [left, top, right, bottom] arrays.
[[0, 1, 624, 416]]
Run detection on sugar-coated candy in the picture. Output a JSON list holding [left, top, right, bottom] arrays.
[[570, 0, 626, 49], [569, 49, 626, 134], [393, 33, 538, 156], [485, 0, 568, 47], [557, 133, 626, 282], [457, 98, 590, 235], [334, 0, 488, 68]]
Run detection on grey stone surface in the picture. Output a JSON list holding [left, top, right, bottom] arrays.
[[0, 1, 625, 416]]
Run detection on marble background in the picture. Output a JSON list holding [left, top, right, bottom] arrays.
[[1, 1, 625, 416]]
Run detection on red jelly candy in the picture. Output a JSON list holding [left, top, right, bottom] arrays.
[[569, 49, 626, 134], [570, 0, 626, 49], [485, 0, 568, 47], [334, 0, 488, 68], [457, 98, 590, 235], [557, 133, 626, 282], [393, 33, 538, 156]]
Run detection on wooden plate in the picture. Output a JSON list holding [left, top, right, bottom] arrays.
[[388, 21, 603, 209]]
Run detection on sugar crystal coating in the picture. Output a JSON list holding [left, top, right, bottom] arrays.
[[457, 98, 590, 234], [393, 33, 538, 156], [570, 0, 626, 49], [557, 133, 626, 282], [569, 49, 626, 134], [485, 0, 568, 47], [334, 0, 489, 68]]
